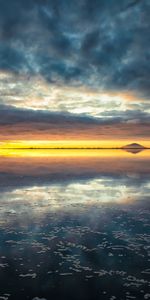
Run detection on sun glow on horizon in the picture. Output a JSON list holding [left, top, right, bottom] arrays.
[[0, 140, 150, 149]]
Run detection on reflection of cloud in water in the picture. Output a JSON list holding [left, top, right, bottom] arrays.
[[0, 153, 150, 299], [0, 176, 150, 226], [0, 150, 150, 191]]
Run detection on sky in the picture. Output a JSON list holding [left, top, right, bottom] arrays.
[[0, 0, 150, 147]]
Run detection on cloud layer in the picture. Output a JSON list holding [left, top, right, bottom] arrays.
[[0, 105, 149, 141], [0, 0, 149, 94], [0, 0, 149, 139]]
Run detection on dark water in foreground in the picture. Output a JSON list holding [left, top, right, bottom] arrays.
[[0, 150, 150, 300]]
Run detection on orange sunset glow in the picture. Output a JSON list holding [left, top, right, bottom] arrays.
[[0, 139, 150, 149]]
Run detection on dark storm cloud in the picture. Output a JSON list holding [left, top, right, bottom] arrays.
[[0, 104, 149, 141], [0, 0, 149, 97], [0, 104, 99, 125], [0, 104, 149, 126]]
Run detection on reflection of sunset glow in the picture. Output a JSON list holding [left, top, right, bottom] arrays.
[[0, 149, 150, 158]]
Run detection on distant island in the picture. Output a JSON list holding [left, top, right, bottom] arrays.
[[122, 143, 146, 154], [122, 143, 146, 149]]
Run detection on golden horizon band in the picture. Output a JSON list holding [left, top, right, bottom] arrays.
[[0, 140, 150, 149]]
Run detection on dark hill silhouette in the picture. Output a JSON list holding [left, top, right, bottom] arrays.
[[122, 143, 145, 149], [122, 143, 146, 154]]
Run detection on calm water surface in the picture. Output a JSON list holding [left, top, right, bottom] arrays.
[[0, 150, 150, 300]]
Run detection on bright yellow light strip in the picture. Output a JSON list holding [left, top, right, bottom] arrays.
[[0, 149, 150, 158], [0, 140, 150, 149]]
